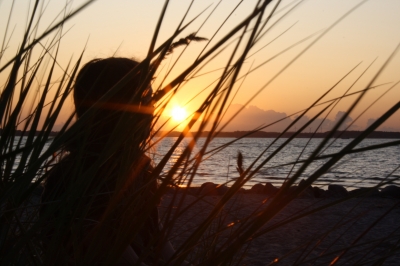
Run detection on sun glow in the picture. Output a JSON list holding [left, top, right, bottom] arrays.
[[171, 106, 187, 123]]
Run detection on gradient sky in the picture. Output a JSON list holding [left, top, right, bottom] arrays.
[[1, 0, 399, 132]]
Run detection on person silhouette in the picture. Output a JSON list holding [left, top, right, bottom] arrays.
[[41, 57, 176, 265]]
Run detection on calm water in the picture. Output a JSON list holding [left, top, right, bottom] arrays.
[[12, 137, 399, 190], [153, 137, 400, 190]]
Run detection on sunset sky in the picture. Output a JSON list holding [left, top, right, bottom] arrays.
[[1, 0, 399, 132]]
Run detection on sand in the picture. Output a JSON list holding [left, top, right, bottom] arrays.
[[159, 193, 400, 265], [22, 187, 400, 265]]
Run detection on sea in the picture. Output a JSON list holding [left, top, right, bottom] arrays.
[[12, 137, 400, 190], [153, 137, 400, 190]]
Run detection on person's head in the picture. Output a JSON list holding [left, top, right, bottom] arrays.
[[72, 57, 153, 152]]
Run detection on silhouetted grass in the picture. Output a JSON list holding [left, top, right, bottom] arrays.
[[1, 0, 399, 265]]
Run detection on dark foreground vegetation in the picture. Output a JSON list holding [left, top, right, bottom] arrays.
[[1, 1, 399, 265]]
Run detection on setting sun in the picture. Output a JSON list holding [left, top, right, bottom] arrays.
[[171, 106, 187, 123]]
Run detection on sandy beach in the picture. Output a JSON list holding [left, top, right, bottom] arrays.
[[160, 193, 400, 265], [24, 186, 400, 265]]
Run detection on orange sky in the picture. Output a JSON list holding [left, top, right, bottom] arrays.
[[1, 0, 399, 132]]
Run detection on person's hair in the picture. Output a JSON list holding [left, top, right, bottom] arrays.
[[70, 57, 153, 153], [75, 58, 142, 116]]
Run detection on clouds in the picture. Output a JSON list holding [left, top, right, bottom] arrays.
[[157, 103, 399, 133], [333, 111, 353, 130], [367, 118, 376, 128], [367, 118, 399, 132], [219, 104, 361, 132], [220, 104, 291, 132]]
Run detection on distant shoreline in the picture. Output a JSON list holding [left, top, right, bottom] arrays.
[[157, 130, 400, 139], [4, 130, 400, 139]]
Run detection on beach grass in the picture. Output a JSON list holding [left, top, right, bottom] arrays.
[[0, 0, 399, 265]]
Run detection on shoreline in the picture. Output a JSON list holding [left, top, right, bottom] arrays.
[[168, 182, 400, 200], [156, 130, 400, 139], [6, 130, 400, 139]]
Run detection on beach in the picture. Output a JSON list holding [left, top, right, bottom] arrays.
[[160, 193, 400, 265], [23, 186, 400, 265]]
